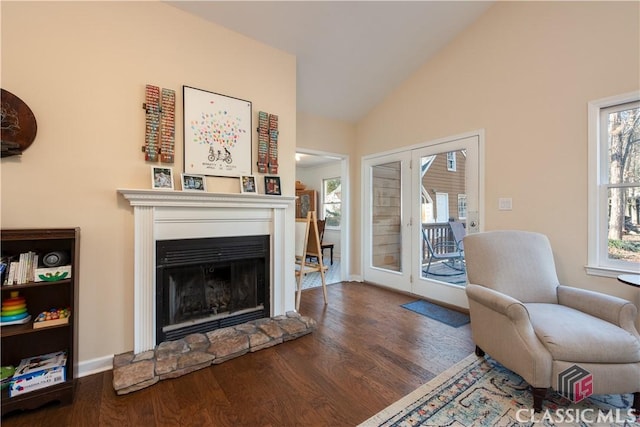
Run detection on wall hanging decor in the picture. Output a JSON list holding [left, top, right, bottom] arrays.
[[142, 85, 175, 163], [160, 88, 175, 163], [256, 111, 279, 174], [257, 111, 268, 173], [183, 86, 252, 177], [268, 114, 279, 174], [1, 89, 37, 158], [143, 85, 160, 162]]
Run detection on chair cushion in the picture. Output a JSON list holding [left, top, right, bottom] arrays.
[[525, 303, 640, 364]]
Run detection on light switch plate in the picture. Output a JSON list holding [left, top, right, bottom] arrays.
[[498, 198, 512, 211]]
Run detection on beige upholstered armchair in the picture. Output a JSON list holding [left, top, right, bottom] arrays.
[[464, 230, 640, 413]]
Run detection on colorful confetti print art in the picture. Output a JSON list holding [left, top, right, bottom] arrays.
[[183, 86, 252, 177]]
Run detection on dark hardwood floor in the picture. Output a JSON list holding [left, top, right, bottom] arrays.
[[2, 282, 474, 426]]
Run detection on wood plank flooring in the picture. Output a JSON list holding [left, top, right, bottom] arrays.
[[1, 282, 474, 426]]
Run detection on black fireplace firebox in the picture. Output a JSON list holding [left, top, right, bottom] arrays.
[[155, 235, 270, 343]]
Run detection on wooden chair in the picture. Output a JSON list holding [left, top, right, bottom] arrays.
[[306, 219, 325, 262], [306, 219, 336, 265], [295, 211, 328, 310]]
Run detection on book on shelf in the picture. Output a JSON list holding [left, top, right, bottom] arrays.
[[8, 350, 68, 397], [6, 262, 18, 286], [3, 251, 41, 285]]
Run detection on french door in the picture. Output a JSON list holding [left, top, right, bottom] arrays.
[[362, 133, 482, 308]]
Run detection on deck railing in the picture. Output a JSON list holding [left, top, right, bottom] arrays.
[[422, 222, 463, 255]]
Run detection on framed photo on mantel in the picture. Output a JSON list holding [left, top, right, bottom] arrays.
[[151, 166, 174, 190], [264, 176, 281, 196], [240, 175, 257, 194], [183, 85, 252, 178], [181, 173, 206, 192]]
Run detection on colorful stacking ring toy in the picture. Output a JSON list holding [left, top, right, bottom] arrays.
[[1, 305, 27, 316], [1, 311, 28, 321], [1, 292, 28, 323]]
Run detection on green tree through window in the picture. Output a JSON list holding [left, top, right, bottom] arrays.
[[323, 177, 341, 227], [605, 104, 640, 263]]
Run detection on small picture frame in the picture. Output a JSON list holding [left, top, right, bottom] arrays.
[[181, 173, 207, 192], [264, 176, 281, 196], [240, 175, 257, 194], [151, 166, 174, 190]]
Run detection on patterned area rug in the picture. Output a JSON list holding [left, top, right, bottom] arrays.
[[359, 354, 639, 427]]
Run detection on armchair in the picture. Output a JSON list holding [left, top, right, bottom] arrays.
[[464, 230, 640, 412]]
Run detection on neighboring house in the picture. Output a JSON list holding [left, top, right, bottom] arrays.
[[421, 151, 467, 224]]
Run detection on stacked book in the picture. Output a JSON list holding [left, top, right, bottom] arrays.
[[4, 251, 38, 285]]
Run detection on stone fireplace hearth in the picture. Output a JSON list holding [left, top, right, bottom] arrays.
[[118, 189, 297, 354], [113, 312, 316, 395]]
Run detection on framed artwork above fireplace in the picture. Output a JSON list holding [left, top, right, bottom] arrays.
[[183, 86, 252, 178]]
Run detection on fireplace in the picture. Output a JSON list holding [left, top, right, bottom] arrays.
[[118, 189, 296, 353], [155, 235, 270, 343]]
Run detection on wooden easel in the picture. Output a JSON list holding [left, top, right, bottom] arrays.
[[294, 211, 328, 310]]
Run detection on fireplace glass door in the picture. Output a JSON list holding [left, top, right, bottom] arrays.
[[156, 235, 269, 343], [167, 260, 258, 325]]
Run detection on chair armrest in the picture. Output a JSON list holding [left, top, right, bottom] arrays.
[[466, 284, 528, 320], [557, 285, 639, 337], [466, 284, 553, 387]]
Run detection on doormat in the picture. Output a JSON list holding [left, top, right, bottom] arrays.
[[401, 300, 470, 327]]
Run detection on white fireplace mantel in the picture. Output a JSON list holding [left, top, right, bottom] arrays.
[[118, 189, 297, 353]]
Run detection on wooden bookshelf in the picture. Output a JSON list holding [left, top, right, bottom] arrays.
[[1, 228, 79, 416]]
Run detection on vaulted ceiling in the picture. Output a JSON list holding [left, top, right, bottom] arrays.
[[167, 1, 494, 123]]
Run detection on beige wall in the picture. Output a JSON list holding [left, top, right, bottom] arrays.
[[296, 111, 356, 155], [356, 1, 639, 303], [1, 1, 296, 370]]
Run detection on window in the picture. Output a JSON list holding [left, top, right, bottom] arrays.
[[446, 152, 456, 171], [587, 92, 640, 276], [323, 177, 341, 228], [458, 194, 467, 220]]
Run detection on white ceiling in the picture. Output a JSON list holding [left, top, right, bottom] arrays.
[[167, 1, 493, 123], [295, 152, 342, 169]]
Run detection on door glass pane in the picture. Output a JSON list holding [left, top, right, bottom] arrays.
[[371, 162, 402, 272], [420, 150, 467, 285]]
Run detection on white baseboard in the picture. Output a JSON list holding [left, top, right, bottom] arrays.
[[348, 274, 363, 282], [77, 354, 113, 378]]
